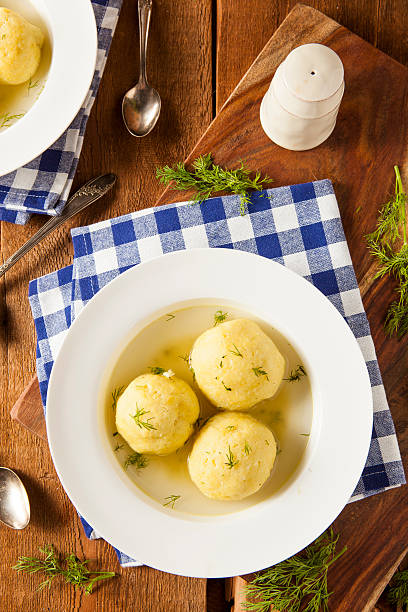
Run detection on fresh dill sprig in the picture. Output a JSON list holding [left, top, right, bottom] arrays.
[[244, 529, 346, 612], [13, 546, 115, 595], [124, 452, 148, 470], [225, 445, 239, 469], [252, 366, 269, 381], [214, 310, 228, 326], [111, 386, 124, 411], [163, 494, 181, 508], [230, 343, 243, 357], [156, 154, 272, 216], [149, 366, 166, 375], [284, 365, 307, 382], [366, 166, 408, 337], [0, 112, 25, 129], [130, 405, 157, 430], [222, 380, 232, 391], [114, 444, 124, 452], [388, 569, 408, 607], [165, 313, 175, 321], [225, 425, 236, 431], [244, 441, 252, 455]]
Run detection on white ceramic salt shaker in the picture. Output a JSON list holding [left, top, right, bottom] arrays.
[[260, 43, 344, 151]]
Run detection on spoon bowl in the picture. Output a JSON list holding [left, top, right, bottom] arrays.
[[122, 83, 161, 137], [0, 468, 30, 529]]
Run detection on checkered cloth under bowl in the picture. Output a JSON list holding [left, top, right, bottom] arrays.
[[28, 180, 405, 567], [0, 0, 122, 226]]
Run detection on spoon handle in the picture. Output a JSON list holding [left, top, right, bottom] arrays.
[[0, 174, 117, 279], [138, 0, 152, 84]]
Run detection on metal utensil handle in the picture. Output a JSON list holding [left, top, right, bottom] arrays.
[[138, 0, 152, 84], [0, 174, 116, 279]]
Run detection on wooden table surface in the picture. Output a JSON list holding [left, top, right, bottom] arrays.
[[0, 1, 407, 611]]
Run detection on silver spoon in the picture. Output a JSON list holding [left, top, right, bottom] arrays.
[[122, 0, 161, 137], [0, 174, 117, 279], [0, 468, 30, 529]]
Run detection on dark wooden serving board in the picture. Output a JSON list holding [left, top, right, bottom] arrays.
[[11, 4, 408, 609]]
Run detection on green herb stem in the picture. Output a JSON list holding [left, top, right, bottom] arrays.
[[156, 154, 272, 216], [13, 546, 115, 595]]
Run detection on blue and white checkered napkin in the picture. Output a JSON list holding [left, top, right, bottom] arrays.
[[28, 180, 405, 567], [0, 0, 122, 226]]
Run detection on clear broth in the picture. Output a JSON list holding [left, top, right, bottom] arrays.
[[104, 305, 313, 516], [0, 0, 52, 130]]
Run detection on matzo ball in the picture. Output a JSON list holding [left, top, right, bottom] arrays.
[[116, 372, 200, 455], [190, 318, 285, 411], [188, 412, 276, 500], [0, 8, 44, 85]]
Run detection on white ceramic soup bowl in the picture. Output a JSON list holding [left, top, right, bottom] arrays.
[[0, 0, 97, 177], [46, 249, 373, 578]]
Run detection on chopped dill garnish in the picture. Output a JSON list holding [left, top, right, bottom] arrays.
[[165, 313, 175, 321], [300, 433, 310, 437], [27, 78, 39, 93], [13, 545, 115, 595], [163, 494, 181, 509], [222, 381, 232, 391], [124, 452, 148, 470], [388, 569, 408, 608], [149, 366, 166, 375], [276, 448, 282, 455], [114, 444, 124, 452], [225, 425, 236, 431], [225, 445, 239, 469], [284, 364, 307, 382], [252, 366, 269, 381], [214, 310, 228, 326], [0, 112, 25, 129], [366, 165, 408, 337], [265, 439, 270, 446], [230, 343, 243, 357], [111, 386, 124, 411], [244, 529, 346, 612], [130, 405, 157, 430], [112, 431, 119, 437], [156, 153, 273, 216], [244, 441, 252, 455]]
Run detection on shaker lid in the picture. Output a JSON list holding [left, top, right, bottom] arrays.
[[283, 43, 344, 102]]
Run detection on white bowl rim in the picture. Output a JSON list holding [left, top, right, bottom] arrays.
[[46, 248, 373, 578], [0, 0, 97, 177]]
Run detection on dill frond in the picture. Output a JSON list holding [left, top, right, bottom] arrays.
[[111, 386, 124, 411], [388, 569, 408, 607], [244, 529, 346, 612], [130, 405, 157, 430], [225, 445, 239, 469], [124, 452, 148, 470], [252, 366, 269, 381], [284, 365, 307, 382], [214, 310, 228, 326], [365, 166, 408, 337], [13, 546, 115, 594], [156, 154, 272, 216], [163, 494, 181, 508]]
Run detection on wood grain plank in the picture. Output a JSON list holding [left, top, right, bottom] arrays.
[[0, 0, 212, 610]]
